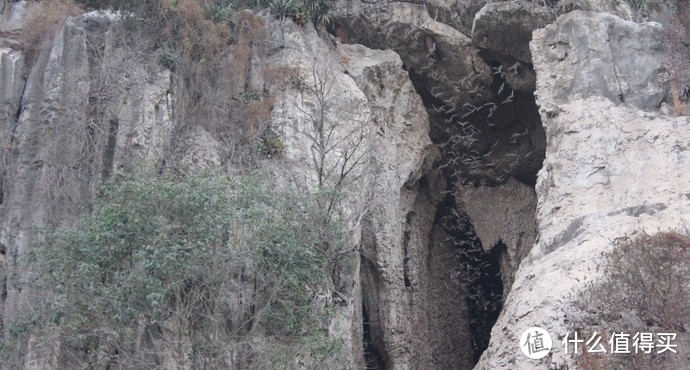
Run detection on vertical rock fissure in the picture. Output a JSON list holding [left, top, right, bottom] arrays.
[[403, 213, 413, 289], [362, 300, 386, 370], [467, 241, 504, 362], [101, 118, 118, 181], [434, 191, 505, 365]]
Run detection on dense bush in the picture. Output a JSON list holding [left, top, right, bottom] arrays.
[[6, 172, 347, 368], [598, 231, 690, 330], [577, 231, 690, 369]]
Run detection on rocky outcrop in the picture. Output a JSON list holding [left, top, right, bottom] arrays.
[[472, 1, 553, 64], [330, 0, 494, 108], [0, 46, 24, 190], [264, 17, 448, 366], [477, 11, 689, 369], [457, 178, 537, 299], [6, 1, 688, 369], [531, 11, 669, 111], [328, 0, 549, 185], [328, 1, 548, 367]]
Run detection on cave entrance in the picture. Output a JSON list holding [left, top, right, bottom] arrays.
[[467, 241, 504, 362], [362, 301, 386, 370], [440, 204, 505, 364], [327, 15, 544, 368]]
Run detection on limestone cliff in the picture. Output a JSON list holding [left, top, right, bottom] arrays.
[[1, 0, 689, 369]]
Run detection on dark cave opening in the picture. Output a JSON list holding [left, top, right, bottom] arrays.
[[326, 17, 543, 367], [466, 241, 504, 363], [362, 301, 386, 370], [439, 198, 505, 365], [406, 53, 542, 365], [437, 194, 506, 365]]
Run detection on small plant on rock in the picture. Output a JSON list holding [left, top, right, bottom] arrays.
[[258, 135, 287, 157]]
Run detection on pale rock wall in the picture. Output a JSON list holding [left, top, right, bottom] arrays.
[[263, 18, 439, 367], [1, 7, 440, 368], [532, 11, 668, 111], [0, 47, 23, 188], [260, 21, 375, 368], [0, 0, 28, 33], [0, 10, 175, 366], [477, 11, 690, 369], [337, 43, 454, 368]]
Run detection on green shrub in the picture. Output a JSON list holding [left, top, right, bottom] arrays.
[[269, 0, 298, 19], [258, 136, 286, 157], [204, 1, 236, 23], [14, 171, 347, 367]]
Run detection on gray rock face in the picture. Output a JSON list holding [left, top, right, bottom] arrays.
[[478, 99, 690, 370], [457, 178, 537, 299], [265, 18, 448, 367], [0, 47, 24, 180], [337, 43, 463, 369], [531, 11, 669, 111], [330, 0, 494, 108], [477, 11, 690, 370], [0, 12, 173, 365], [472, 1, 553, 64], [0, 8, 441, 368], [0, 1, 30, 33], [471, 1, 554, 93]]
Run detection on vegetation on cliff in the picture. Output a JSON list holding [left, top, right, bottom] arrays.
[[2, 172, 350, 367], [577, 231, 690, 369]]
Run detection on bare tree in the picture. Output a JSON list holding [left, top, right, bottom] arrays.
[[293, 53, 372, 218]]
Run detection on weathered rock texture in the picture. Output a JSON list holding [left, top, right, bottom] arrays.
[[5, 0, 688, 369], [330, 0, 495, 110], [0, 4, 442, 368], [327, 1, 550, 367], [457, 178, 537, 299], [262, 19, 438, 367], [532, 11, 669, 111], [476, 11, 690, 369], [1, 13, 175, 367]]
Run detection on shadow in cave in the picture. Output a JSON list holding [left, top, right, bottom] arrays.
[[466, 241, 505, 363], [441, 205, 504, 364], [362, 301, 386, 370]]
